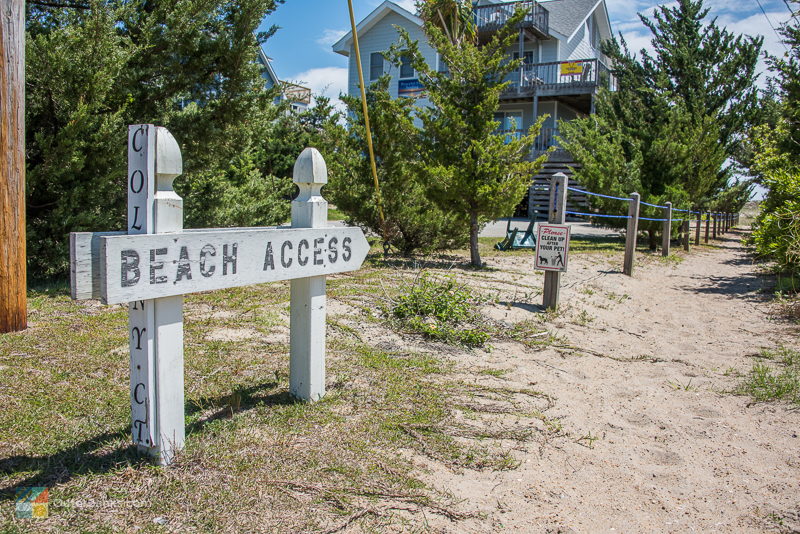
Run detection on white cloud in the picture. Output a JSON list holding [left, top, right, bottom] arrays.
[[286, 66, 349, 111], [393, 0, 417, 13], [370, 0, 416, 13], [316, 28, 347, 49]]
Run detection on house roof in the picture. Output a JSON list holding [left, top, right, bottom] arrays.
[[258, 47, 280, 87], [543, 0, 610, 40], [332, 1, 423, 56]]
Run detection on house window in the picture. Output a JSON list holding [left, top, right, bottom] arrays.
[[369, 52, 384, 81], [400, 55, 414, 79]]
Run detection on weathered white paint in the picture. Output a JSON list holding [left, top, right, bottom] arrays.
[[97, 226, 369, 305], [70, 130, 369, 465], [126, 125, 158, 460], [290, 147, 329, 401]]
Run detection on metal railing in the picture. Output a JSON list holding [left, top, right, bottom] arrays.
[[498, 126, 562, 155], [504, 59, 617, 94], [474, 1, 549, 36]]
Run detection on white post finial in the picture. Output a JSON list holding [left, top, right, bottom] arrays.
[[292, 148, 328, 230], [155, 127, 183, 190]]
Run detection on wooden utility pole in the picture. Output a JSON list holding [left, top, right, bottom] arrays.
[[0, 0, 27, 333]]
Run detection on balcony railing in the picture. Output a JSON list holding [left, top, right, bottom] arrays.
[[499, 126, 564, 157], [474, 1, 549, 38], [503, 59, 617, 96]]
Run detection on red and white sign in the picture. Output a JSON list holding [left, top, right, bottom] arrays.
[[535, 224, 571, 272]]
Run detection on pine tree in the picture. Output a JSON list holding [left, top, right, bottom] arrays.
[[395, 5, 547, 267], [324, 77, 469, 254], [25, 0, 293, 278], [560, 0, 760, 247]]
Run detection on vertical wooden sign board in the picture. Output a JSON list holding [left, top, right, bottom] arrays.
[[126, 125, 185, 465], [541, 173, 568, 310]]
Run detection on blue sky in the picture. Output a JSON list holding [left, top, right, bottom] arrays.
[[259, 0, 795, 102]]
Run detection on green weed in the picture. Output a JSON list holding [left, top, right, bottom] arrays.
[[391, 272, 490, 347], [737, 346, 800, 405]]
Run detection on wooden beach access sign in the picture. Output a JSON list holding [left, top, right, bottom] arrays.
[[70, 125, 368, 465]]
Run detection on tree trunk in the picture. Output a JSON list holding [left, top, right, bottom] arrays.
[[648, 229, 658, 251], [0, 0, 27, 333], [469, 211, 481, 267]]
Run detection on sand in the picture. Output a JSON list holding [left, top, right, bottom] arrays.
[[374, 229, 799, 533]]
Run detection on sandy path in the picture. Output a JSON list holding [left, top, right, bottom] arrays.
[[420, 230, 800, 533]]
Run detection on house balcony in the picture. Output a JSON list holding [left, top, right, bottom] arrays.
[[474, 1, 550, 41], [502, 126, 572, 162], [501, 59, 617, 99]]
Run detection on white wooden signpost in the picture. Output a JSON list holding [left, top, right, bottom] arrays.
[[69, 125, 368, 465]]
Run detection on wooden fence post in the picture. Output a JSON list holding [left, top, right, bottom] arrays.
[[0, 0, 26, 333], [543, 173, 568, 310], [683, 219, 690, 251], [705, 212, 710, 244], [662, 202, 672, 257], [695, 211, 701, 246], [713, 213, 718, 240], [290, 148, 329, 401], [623, 192, 640, 276]]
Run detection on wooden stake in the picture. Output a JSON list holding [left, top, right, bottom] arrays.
[[683, 220, 690, 251], [695, 211, 701, 246], [0, 0, 26, 333], [662, 202, 672, 257], [543, 173, 567, 310], [623, 192, 640, 276]]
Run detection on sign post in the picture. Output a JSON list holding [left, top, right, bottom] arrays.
[[540, 173, 569, 310], [70, 128, 369, 465]]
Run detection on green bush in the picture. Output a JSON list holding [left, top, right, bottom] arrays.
[[391, 273, 489, 347], [749, 124, 800, 278]]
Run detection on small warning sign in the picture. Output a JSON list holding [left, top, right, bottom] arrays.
[[535, 224, 571, 272]]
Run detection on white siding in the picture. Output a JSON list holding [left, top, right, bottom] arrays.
[[564, 22, 594, 60], [540, 40, 558, 63], [347, 12, 436, 105]]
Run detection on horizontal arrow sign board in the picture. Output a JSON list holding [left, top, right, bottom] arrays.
[[93, 227, 369, 304]]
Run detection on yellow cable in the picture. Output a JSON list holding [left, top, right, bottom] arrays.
[[346, 0, 387, 238]]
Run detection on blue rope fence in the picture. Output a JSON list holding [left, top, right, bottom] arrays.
[[565, 210, 631, 219], [555, 184, 731, 230], [566, 186, 632, 203]]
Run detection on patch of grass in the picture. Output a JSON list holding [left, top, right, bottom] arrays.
[[2, 268, 557, 532], [666, 378, 697, 391], [737, 346, 800, 405], [568, 235, 625, 254], [328, 205, 347, 221], [775, 292, 800, 322], [576, 431, 600, 449], [658, 253, 685, 267], [478, 368, 509, 377], [573, 309, 595, 326], [390, 272, 490, 347]]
